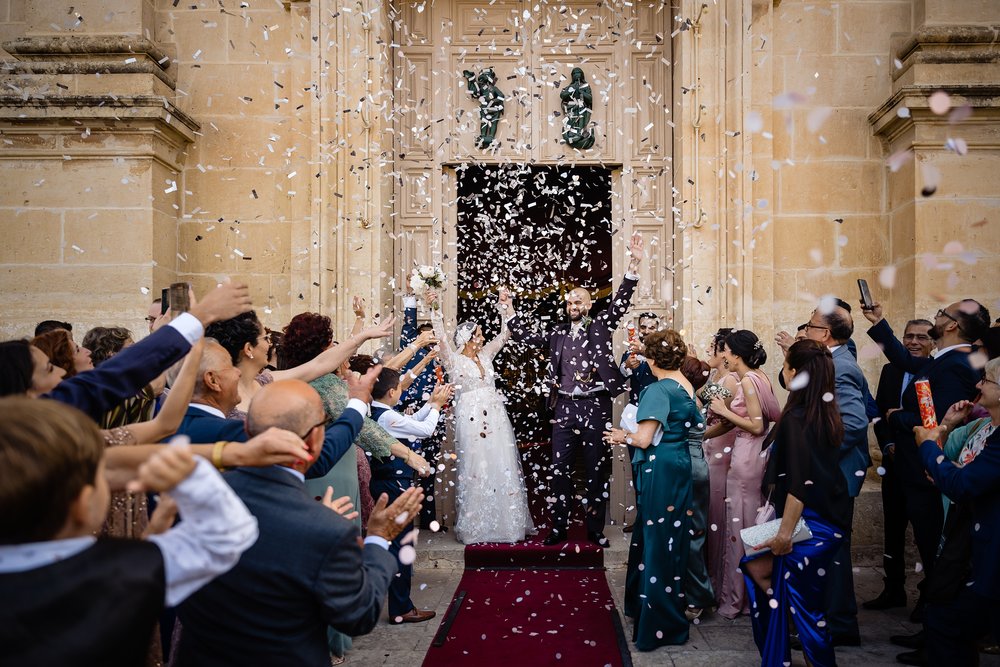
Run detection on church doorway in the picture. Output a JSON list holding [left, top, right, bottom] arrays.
[[454, 164, 614, 447]]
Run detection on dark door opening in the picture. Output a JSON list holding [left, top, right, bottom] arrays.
[[455, 164, 613, 446]]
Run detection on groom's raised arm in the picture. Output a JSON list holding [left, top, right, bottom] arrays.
[[598, 232, 643, 331]]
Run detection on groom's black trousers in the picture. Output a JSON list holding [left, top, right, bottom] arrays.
[[550, 393, 613, 533]]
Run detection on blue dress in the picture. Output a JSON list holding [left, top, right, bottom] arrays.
[[624, 378, 700, 650]]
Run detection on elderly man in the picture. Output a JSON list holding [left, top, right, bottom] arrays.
[[173, 339, 361, 479], [863, 297, 989, 632], [800, 300, 871, 646], [176, 376, 423, 667]]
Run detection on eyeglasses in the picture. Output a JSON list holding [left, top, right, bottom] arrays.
[[298, 419, 327, 440], [981, 376, 999, 388], [803, 323, 829, 332], [936, 309, 964, 332]]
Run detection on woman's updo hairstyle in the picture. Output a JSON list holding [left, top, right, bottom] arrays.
[[279, 312, 333, 370], [206, 311, 262, 366], [710, 327, 734, 355], [643, 329, 688, 371], [723, 329, 767, 369]]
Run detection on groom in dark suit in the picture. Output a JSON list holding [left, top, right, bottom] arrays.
[[506, 233, 643, 546]]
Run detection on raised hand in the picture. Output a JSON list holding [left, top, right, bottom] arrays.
[[775, 330, 794, 355], [360, 315, 395, 341], [425, 290, 439, 307], [627, 231, 644, 272], [942, 400, 974, 430], [366, 487, 425, 541], [430, 383, 454, 408], [624, 354, 641, 370], [414, 330, 438, 349], [321, 486, 359, 521], [352, 296, 366, 319], [861, 299, 884, 325], [347, 363, 382, 404], [497, 287, 513, 312]]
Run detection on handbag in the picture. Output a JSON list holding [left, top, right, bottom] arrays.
[[740, 516, 812, 556]]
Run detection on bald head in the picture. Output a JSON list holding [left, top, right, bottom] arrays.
[[246, 379, 325, 438], [191, 339, 242, 414], [565, 287, 592, 322]]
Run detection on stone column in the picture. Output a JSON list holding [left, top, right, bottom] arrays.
[[870, 0, 1000, 324], [0, 0, 196, 338]]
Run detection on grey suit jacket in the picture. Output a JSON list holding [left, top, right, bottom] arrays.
[[832, 345, 872, 497], [176, 466, 397, 667]]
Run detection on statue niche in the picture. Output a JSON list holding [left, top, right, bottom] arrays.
[[559, 67, 596, 150], [463, 68, 505, 149]]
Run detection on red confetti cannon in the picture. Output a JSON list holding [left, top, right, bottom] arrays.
[[915, 378, 937, 429]]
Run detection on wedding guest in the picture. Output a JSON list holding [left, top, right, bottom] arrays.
[[862, 297, 988, 626], [700, 327, 738, 594], [370, 368, 450, 625], [742, 340, 851, 667], [0, 398, 258, 667], [0, 281, 252, 420], [864, 319, 934, 612], [206, 310, 394, 419], [82, 326, 160, 430], [34, 319, 72, 337], [146, 299, 163, 333], [680, 355, 715, 619], [31, 328, 93, 377], [910, 358, 1000, 666], [708, 329, 781, 619], [618, 312, 659, 533], [801, 301, 870, 644], [399, 293, 445, 529], [175, 378, 424, 667], [604, 328, 698, 650]]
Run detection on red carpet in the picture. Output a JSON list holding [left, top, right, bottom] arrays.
[[421, 568, 629, 667], [422, 443, 631, 667]]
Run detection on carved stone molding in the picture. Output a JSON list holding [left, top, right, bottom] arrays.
[[3, 36, 176, 88]]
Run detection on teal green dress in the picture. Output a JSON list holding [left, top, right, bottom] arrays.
[[624, 377, 698, 651]]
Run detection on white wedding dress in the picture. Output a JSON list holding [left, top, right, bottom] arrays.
[[432, 309, 535, 544]]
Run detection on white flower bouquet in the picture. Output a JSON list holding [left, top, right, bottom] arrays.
[[409, 265, 446, 308]]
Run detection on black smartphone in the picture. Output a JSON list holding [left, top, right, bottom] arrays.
[[160, 288, 169, 315], [857, 279, 873, 310]]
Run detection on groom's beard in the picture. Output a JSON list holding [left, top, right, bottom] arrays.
[[568, 310, 585, 322]]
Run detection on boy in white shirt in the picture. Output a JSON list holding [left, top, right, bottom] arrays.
[[369, 367, 452, 624]]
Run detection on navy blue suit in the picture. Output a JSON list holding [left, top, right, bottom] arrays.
[[868, 319, 980, 577], [44, 325, 191, 422], [919, 430, 1000, 664], [872, 362, 910, 590], [619, 351, 655, 406], [174, 404, 363, 480], [176, 465, 397, 667]]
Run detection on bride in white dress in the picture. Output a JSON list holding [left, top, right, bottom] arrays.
[[425, 289, 535, 544]]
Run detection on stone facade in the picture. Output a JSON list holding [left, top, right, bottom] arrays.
[[1, 0, 998, 527]]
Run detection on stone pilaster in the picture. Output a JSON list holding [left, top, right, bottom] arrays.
[[869, 14, 1000, 325], [0, 6, 197, 337]]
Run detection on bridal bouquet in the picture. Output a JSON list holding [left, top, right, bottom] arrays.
[[698, 381, 733, 405], [409, 265, 446, 309]]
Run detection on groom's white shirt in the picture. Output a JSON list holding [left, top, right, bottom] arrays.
[[372, 400, 441, 441]]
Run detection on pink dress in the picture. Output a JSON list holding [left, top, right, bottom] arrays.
[[702, 371, 739, 598], [717, 370, 781, 619]]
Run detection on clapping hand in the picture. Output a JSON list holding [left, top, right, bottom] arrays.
[[366, 487, 425, 542], [321, 486, 359, 521], [189, 279, 253, 327], [430, 383, 454, 409], [347, 363, 382, 405]]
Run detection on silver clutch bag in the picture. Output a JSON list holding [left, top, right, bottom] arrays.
[[740, 517, 812, 556]]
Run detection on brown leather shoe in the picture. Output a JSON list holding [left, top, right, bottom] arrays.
[[622, 523, 634, 534], [389, 608, 436, 625]]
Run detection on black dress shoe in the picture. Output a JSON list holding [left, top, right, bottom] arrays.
[[832, 633, 861, 647], [890, 631, 925, 649], [862, 587, 907, 610], [896, 649, 928, 666], [542, 529, 566, 546], [622, 523, 634, 534], [587, 530, 610, 548]]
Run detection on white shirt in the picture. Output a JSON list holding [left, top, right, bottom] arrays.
[[0, 458, 258, 608], [167, 312, 205, 345], [934, 343, 972, 358], [372, 400, 440, 441], [187, 403, 226, 419]]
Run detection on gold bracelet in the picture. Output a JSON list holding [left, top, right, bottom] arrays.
[[212, 441, 229, 470]]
